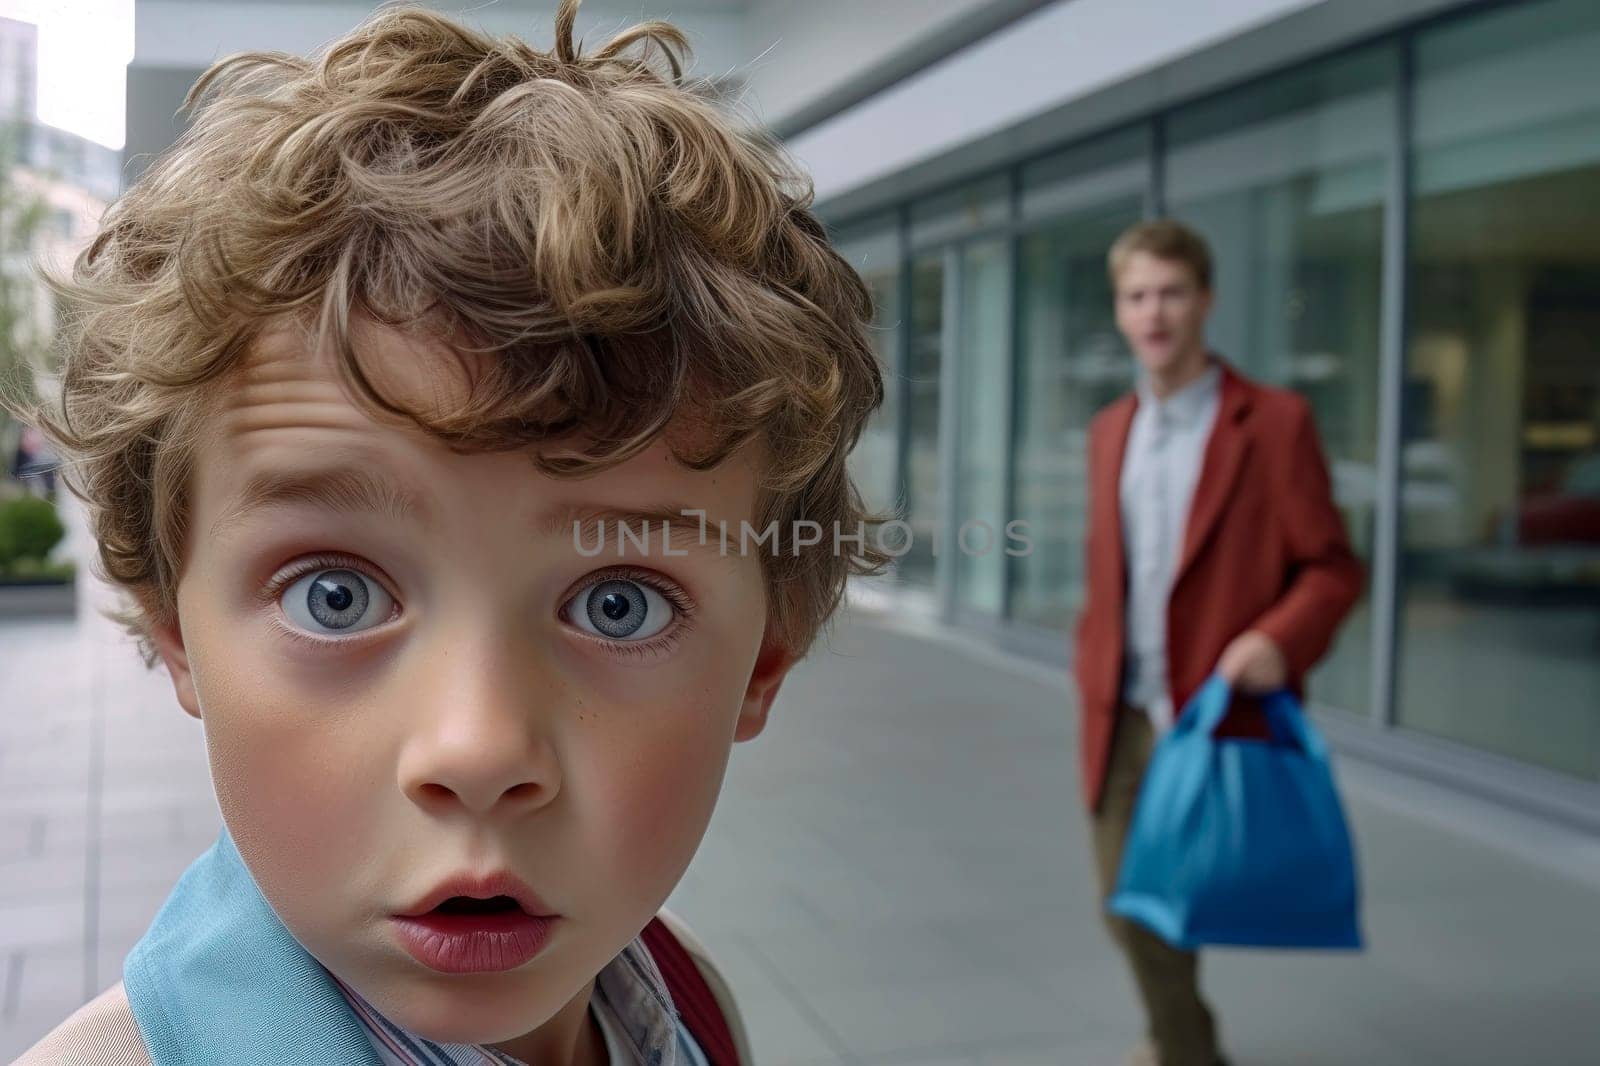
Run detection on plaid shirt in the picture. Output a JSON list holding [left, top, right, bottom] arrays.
[[332, 936, 709, 1066]]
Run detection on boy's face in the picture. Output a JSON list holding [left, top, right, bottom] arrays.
[[151, 322, 793, 1051]]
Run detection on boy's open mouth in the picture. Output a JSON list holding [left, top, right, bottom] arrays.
[[392, 889, 559, 974], [397, 870, 553, 920], [433, 895, 525, 915]]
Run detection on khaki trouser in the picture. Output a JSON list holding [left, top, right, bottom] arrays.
[[1091, 708, 1221, 1066]]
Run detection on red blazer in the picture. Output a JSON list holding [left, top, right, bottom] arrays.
[[1073, 360, 1363, 810]]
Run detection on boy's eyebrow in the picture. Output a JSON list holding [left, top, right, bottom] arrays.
[[212, 466, 426, 538], [213, 466, 731, 556]]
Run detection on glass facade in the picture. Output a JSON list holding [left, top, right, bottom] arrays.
[[835, 219, 902, 518], [1165, 46, 1395, 715], [954, 238, 1012, 618], [901, 251, 946, 591], [1011, 130, 1146, 629], [1398, 0, 1600, 777], [824, 0, 1600, 790]]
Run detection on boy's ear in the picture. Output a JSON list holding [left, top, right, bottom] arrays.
[[149, 617, 202, 721], [734, 636, 797, 743]]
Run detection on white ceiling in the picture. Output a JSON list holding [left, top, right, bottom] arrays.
[[133, 0, 753, 72], [189, 1, 751, 8]]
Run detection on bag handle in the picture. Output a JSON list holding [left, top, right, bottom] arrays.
[[1175, 675, 1326, 758], [1261, 688, 1327, 758], [1172, 673, 1234, 737]]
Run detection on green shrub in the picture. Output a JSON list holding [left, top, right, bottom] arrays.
[[0, 496, 65, 568]]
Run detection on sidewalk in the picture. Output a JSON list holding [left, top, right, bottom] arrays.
[[5, 566, 1600, 1063]]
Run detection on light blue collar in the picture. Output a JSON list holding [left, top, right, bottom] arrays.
[[123, 828, 381, 1065], [124, 828, 704, 1065]]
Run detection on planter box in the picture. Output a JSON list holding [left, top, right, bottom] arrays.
[[0, 577, 77, 619]]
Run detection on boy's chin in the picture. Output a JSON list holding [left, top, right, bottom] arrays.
[[362, 958, 584, 1044]]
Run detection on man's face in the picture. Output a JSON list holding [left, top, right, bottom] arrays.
[[152, 322, 791, 1051], [1113, 250, 1212, 377]]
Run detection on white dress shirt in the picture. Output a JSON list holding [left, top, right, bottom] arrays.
[[1119, 363, 1222, 733]]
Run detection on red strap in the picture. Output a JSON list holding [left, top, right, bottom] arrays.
[[640, 916, 741, 1066]]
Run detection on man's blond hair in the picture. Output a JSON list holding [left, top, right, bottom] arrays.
[[13, 1, 887, 662], [1108, 218, 1213, 291]]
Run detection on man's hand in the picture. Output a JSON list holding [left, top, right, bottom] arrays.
[[1216, 630, 1288, 692]]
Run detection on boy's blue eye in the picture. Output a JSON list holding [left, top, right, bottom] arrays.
[[281, 568, 393, 636], [566, 578, 672, 641]]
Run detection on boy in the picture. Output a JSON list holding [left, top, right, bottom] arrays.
[[12, 3, 885, 1063]]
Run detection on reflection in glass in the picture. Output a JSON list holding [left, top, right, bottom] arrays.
[[899, 253, 946, 588], [910, 175, 1009, 248], [1010, 133, 1145, 628], [835, 221, 903, 518], [1399, 0, 1600, 778], [955, 239, 1011, 617], [1165, 46, 1396, 714]]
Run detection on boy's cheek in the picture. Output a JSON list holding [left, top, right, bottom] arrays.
[[181, 636, 387, 901], [203, 689, 388, 902], [577, 703, 735, 899]]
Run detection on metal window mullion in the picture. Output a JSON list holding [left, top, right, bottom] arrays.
[[937, 244, 964, 622], [1369, 39, 1413, 730], [894, 206, 914, 526], [999, 169, 1023, 621], [1146, 115, 1166, 219]]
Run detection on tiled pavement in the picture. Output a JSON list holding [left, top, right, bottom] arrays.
[[4, 535, 1600, 1063]]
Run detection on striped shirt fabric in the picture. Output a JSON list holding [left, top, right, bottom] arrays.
[[331, 936, 709, 1066]]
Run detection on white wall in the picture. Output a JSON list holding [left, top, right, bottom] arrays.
[[737, 0, 997, 127], [133, 1, 747, 78], [0, 16, 39, 118], [125, 0, 749, 182], [132, 0, 1009, 130], [786, 0, 1329, 204]]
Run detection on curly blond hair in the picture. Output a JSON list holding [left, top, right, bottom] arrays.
[[13, 0, 886, 662]]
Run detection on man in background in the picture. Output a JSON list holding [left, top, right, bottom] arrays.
[[1074, 219, 1363, 1066], [11, 424, 57, 497]]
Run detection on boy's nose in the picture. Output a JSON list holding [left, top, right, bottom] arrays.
[[394, 637, 563, 819], [401, 740, 561, 817]]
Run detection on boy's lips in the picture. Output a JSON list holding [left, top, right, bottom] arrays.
[[391, 911, 558, 974], [391, 870, 561, 974]]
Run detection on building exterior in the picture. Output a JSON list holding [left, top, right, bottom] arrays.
[[2, 16, 121, 203], [117, 0, 1599, 826], [1, 16, 39, 119], [806, 0, 1600, 827], [1, 15, 114, 469]]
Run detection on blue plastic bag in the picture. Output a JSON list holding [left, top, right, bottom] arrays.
[[1107, 675, 1362, 950]]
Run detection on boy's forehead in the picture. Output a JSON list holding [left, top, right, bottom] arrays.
[[201, 320, 762, 520], [231, 320, 478, 421]]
